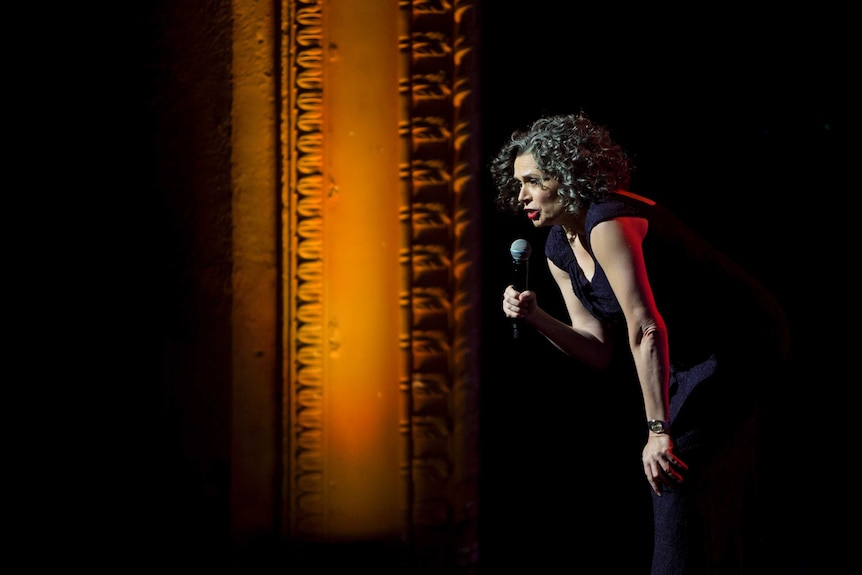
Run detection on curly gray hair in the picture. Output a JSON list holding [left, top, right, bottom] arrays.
[[490, 112, 632, 214]]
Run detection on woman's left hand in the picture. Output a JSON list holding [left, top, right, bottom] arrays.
[[642, 434, 688, 495]]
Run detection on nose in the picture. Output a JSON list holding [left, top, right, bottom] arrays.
[[516, 183, 529, 204]]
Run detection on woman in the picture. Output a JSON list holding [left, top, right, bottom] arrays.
[[492, 112, 789, 574]]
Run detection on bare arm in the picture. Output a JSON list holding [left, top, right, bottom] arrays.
[[501, 258, 612, 369], [590, 216, 686, 494], [591, 217, 668, 425]]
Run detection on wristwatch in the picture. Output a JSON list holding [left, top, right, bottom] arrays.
[[647, 419, 669, 434]]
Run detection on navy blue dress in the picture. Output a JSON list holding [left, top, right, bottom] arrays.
[[545, 194, 788, 574]]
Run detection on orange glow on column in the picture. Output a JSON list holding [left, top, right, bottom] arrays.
[[322, 0, 402, 539]]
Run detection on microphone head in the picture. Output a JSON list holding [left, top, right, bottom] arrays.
[[510, 238, 532, 261]]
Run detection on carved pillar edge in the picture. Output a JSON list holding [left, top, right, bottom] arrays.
[[281, 0, 327, 539], [400, 0, 482, 571], [279, 3, 482, 572]]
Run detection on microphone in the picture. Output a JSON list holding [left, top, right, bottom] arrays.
[[509, 238, 532, 339]]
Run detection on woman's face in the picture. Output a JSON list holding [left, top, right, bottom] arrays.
[[514, 153, 564, 227]]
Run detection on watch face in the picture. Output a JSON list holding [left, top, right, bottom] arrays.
[[648, 420, 666, 433]]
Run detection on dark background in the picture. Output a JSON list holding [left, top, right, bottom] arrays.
[[477, 3, 855, 573]]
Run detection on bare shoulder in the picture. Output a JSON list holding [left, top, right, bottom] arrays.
[[591, 216, 648, 250]]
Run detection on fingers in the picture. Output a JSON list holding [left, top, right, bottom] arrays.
[[645, 468, 675, 497], [501, 286, 518, 318], [664, 454, 688, 481], [501, 286, 532, 319], [644, 460, 668, 496], [673, 455, 689, 470], [646, 469, 662, 496], [643, 450, 688, 496]]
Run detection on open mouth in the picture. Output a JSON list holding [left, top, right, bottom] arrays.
[[525, 209, 539, 220]]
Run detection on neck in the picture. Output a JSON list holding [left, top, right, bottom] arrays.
[[560, 214, 585, 240]]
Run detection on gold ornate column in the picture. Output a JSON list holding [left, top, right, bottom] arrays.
[[279, 0, 482, 568]]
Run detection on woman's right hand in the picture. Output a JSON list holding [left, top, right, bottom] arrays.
[[502, 284, 537, 320]]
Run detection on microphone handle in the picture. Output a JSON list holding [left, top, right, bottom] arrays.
[[512, 259, 529, 339], [512, 259, 529, 292]]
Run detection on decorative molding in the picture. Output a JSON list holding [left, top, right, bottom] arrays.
[[281, 1, 481, 570], [282, 0, 327, 539], [400, 3, 482, 569]]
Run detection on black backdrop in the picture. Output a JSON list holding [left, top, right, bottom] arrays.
[[476, 3, 854, 573]]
